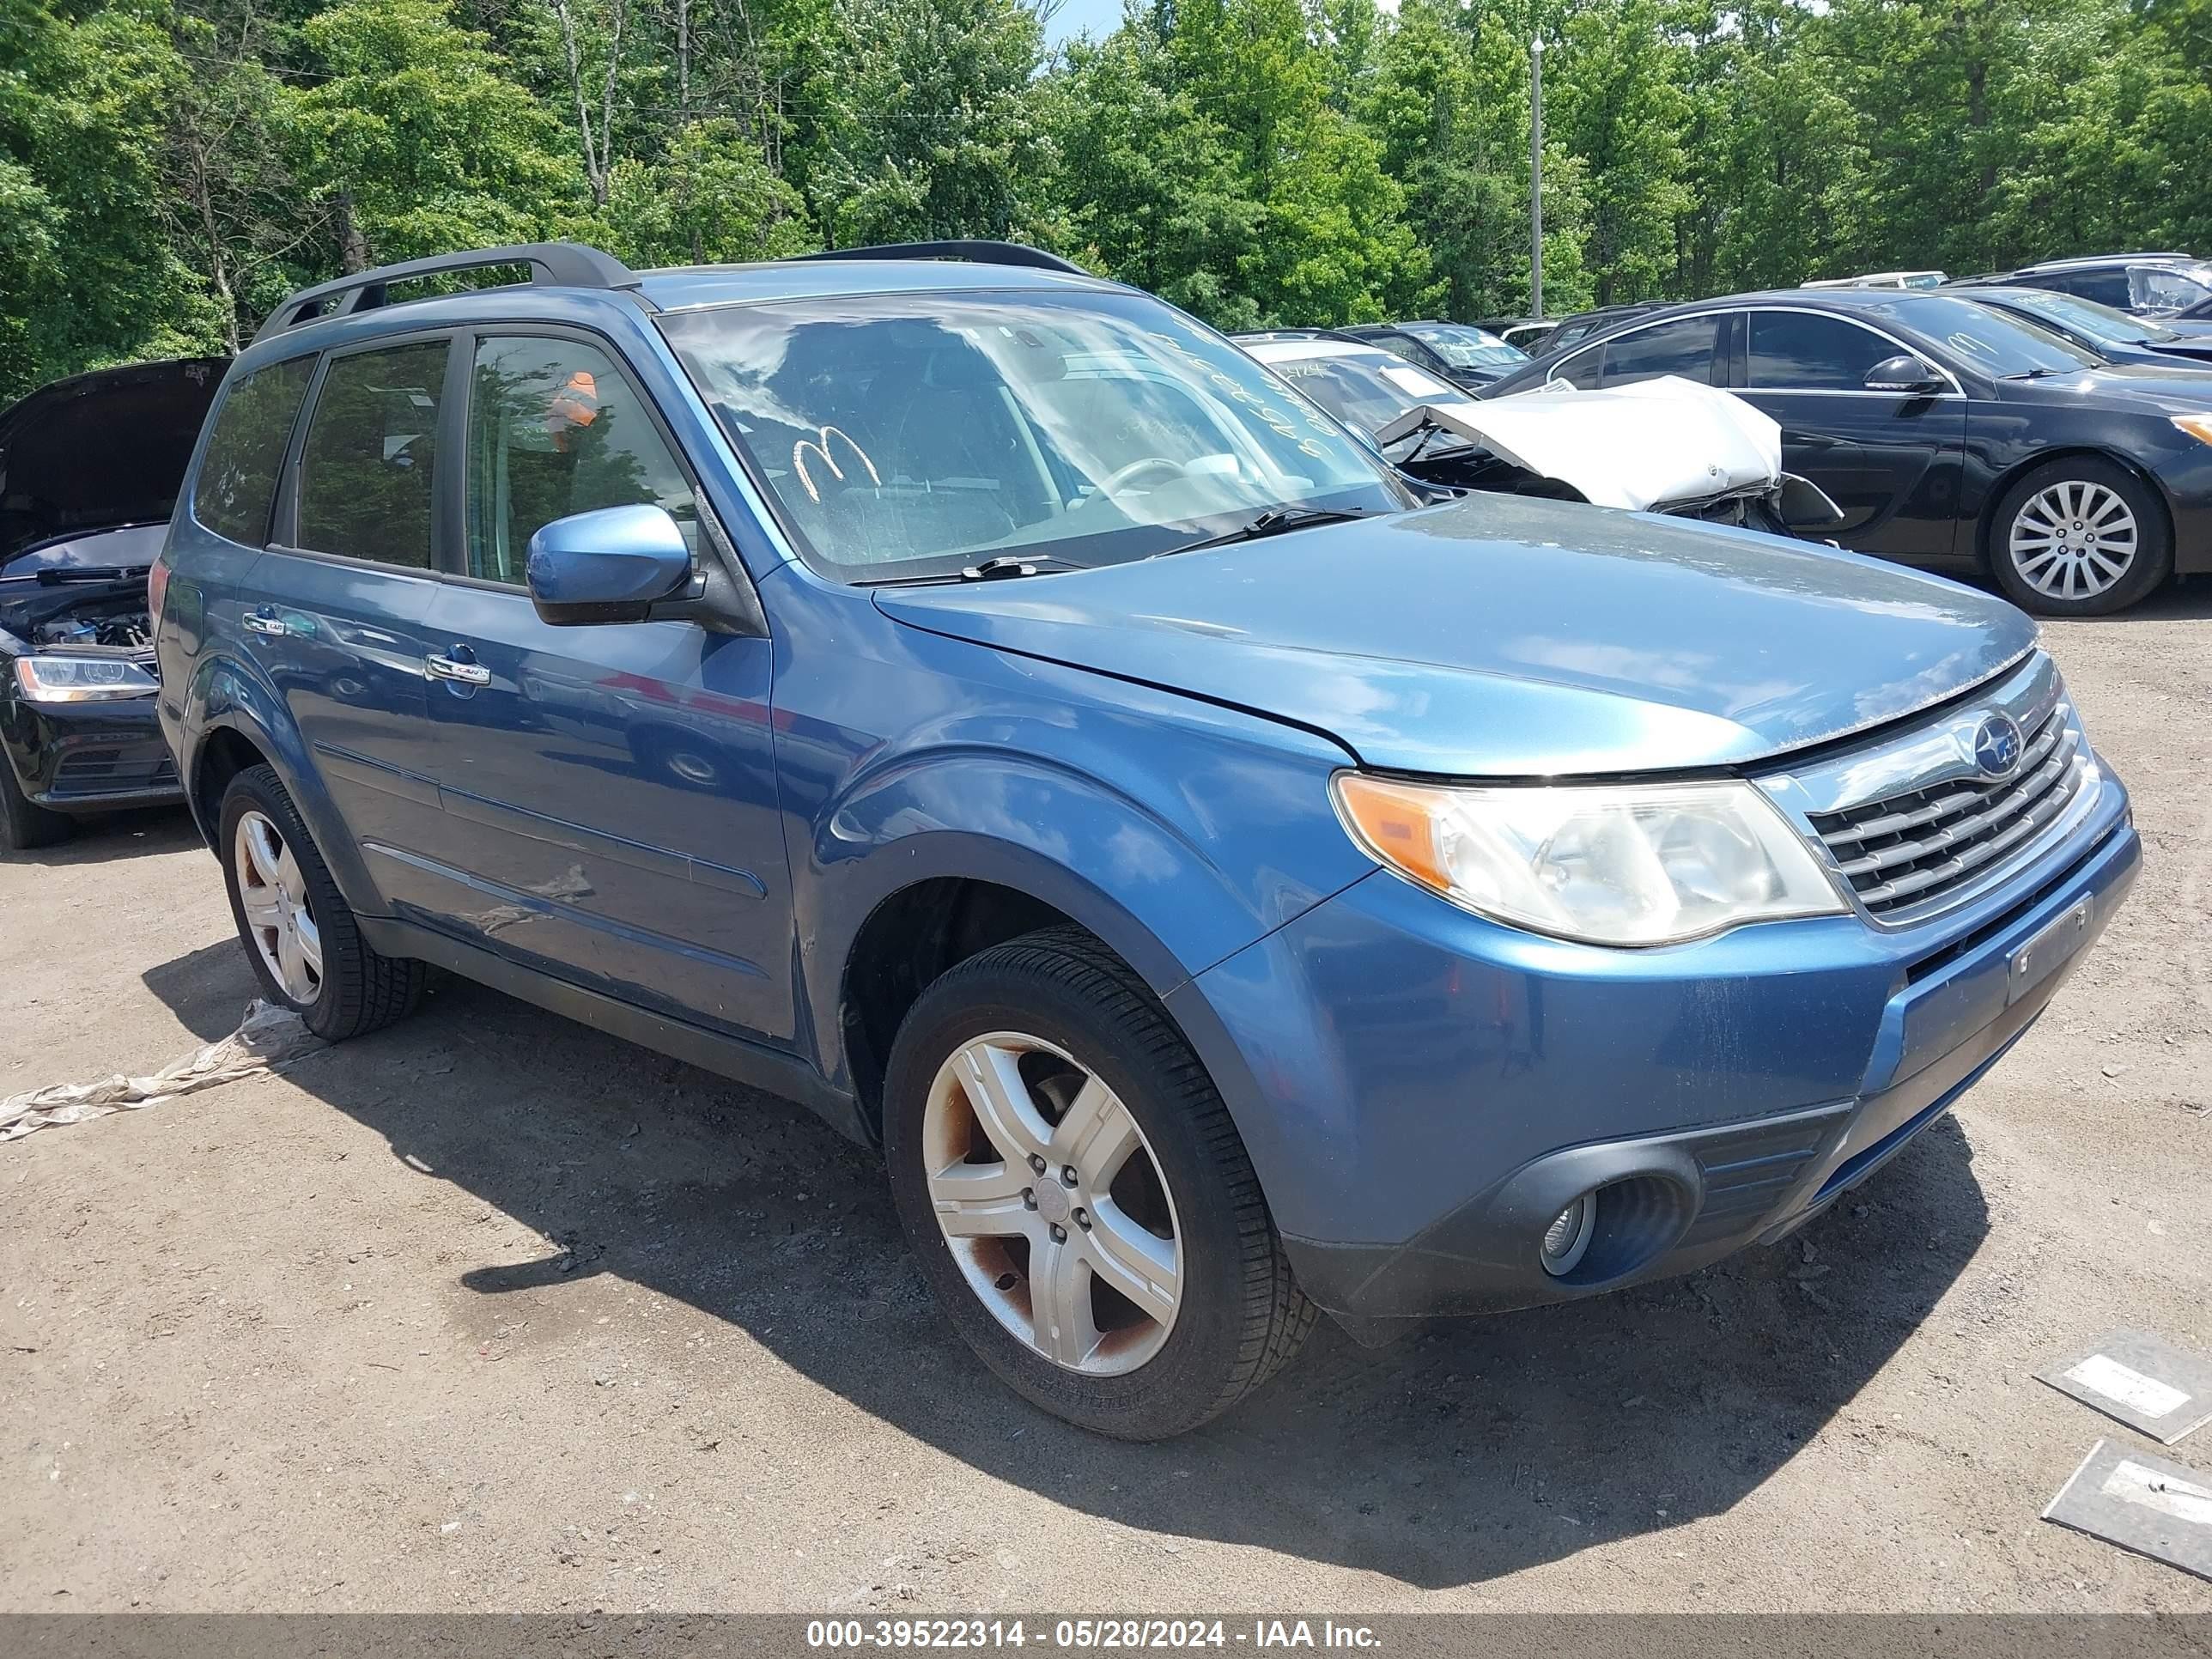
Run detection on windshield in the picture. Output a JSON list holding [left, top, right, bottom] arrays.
[[659, 289, 1411, 582], [1993, 289, 2179, 346], [2134, 266, 2212, 313], [1401, 322, 1528, 369], [1252, 346, 1457, 434], [1888, 295, 2105, 376]]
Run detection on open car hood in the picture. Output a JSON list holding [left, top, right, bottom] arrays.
[[1380, 376, 1782, 510], [0, 358, 226, 568]]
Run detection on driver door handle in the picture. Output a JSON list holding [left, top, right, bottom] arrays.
[[426, 653, 490, 685]]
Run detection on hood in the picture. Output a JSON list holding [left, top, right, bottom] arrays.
[[2026, 362, 2212, 416], [1377, 375, 1781, 510], [874, 495, 2035, 777], [0, 358, 227, 568]]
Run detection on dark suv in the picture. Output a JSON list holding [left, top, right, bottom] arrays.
[[1953, 253, 2212, 318], [157, 242, 2136, 1437]]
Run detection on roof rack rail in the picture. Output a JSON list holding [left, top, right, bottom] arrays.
[[2025, 251, 2197, 271], [793, 240, 1092, 277], [251, 242, 639, 346]]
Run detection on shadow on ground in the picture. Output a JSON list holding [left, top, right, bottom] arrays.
[[1, 805, 198, 867], [145, 947, 1990, 1590]]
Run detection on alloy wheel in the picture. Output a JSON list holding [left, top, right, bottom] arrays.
[[2008, 480, 2138, 602], [921, 1032, 1182, 1376], [234, 808, 323, 1004]]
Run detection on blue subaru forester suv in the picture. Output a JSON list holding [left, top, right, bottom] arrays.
[[155, 241, 2141, 1438]]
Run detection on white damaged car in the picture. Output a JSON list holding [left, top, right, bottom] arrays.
[[1237, 330, 1843, 536]]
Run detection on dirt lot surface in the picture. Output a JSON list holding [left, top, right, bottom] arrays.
[[3, 586, 2210, 1616]]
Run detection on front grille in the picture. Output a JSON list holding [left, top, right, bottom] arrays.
[[1807, 699, 2086, 916]]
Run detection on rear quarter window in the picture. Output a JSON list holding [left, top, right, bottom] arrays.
[[193, 357, 313, 547]]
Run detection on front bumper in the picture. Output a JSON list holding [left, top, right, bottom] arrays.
[[3, 690, 182, 811], [1168, 774, 2140, 1330]]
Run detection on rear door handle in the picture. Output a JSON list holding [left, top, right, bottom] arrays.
[[426, 654, 490, 685], [243, 610, 286, 637]]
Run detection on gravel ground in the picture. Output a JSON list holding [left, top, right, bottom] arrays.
[[3, 584, 2209, 1615]]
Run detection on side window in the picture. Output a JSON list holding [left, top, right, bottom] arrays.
[[1550, 346, 1603, 389], [464, 336, 698, 586], [295, 340, 450, 569], [194, 357, 313, 546], [2065, 269, 2132, 308], [1599, 316, 1721, 387], [1746, 312, 1899, 390]]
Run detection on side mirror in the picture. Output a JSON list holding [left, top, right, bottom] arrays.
[[1864, 353, 1943, 393], [526, 504, 692, 626]]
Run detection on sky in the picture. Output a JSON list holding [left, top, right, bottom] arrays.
[[1044, 0, 1128, 44], [1044, 0, 1401, 47]]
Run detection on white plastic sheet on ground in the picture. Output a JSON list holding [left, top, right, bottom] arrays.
[[0, 1000, 323, 1143]]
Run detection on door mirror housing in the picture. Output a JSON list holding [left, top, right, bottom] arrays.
[[1864, 353, 1945, 393], [526, 504, 694, 626]]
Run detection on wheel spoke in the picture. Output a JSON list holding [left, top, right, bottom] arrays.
[[275, 846, 307, 906], [2088, 494, 2129, 529], [243, 818, 283, 888], [927, 1159, 1035, 1238], [295, 909, 323, 980], [954, 1042, 1053, 1166], [1031, 1233, 1099, 1369], [276, 923, 311, 1000], [241, 893, 284, 933], [1082, 1200, 1178, 1327], [1049, 1076, 1141, 1188]]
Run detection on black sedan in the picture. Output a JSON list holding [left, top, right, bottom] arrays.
[[1480, 288, 2212, 615], [1952, 284, 2212, 371], [1, 358, 222, 847]]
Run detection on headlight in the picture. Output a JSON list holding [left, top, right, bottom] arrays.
[[1332, 772, 1847, 946], [2173, 414, 2212, 448], [13, 655, 160, 704]]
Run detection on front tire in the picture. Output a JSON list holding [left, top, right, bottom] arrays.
[[884, 927, 1315, 1439], [0, 760, 72, 851], [217, 763, 426, 1039], [1990, 458, 2172, 617]]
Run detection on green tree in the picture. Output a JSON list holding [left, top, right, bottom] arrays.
[[289, 0, 575, 270], [806, 0, 1053, 246]]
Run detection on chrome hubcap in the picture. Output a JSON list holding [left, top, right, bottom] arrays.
[[2010, 481, 2137, 600], [234, 810, 322, 1004], [921, 1033, 1182, 1376]]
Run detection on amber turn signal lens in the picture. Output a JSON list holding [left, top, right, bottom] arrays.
[[1331, 773, 1454, 895], [2173, 414, 2212, 448]]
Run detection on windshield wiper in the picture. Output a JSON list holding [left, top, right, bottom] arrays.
[[858, 555, 1076, 588], [1159, 506, 1374, 556], [1999, 366, 2069, 380], [24, 563, 153, 585]]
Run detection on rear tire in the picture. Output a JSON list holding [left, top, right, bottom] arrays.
[[217, 763, 426, 1039], [0, 761, 72, 850], [884, 926, 1315, 1439], [1989, 458, 2171, 617]]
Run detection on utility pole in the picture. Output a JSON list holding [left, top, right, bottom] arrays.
[[1530, 34, 1545, 319]]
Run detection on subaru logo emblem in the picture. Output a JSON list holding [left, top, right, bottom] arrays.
[[1972, 714, 2023, 778]]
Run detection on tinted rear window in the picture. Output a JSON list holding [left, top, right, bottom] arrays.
[[295, 341, 450, 569], [193, 358, 312, 547]]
